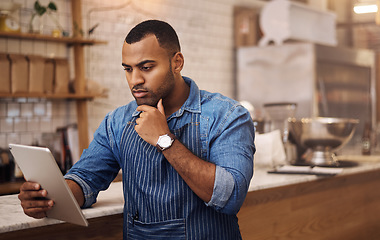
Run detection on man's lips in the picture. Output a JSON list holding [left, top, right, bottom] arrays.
[[133, 90, 148, 98]]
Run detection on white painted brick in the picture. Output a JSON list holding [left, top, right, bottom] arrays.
[[20, 132, 34, 145], [46, 101, 52, 117], [1, 118, 13, 133], [0, 134, 7, 148], [27, 117, 40, 132], [0, 103, 6, 117], [33, 102, 46, 116], [33, 41, 46, 55], [7, 103, 20, 117], [40, 117, 53, 132], [7, 39, 20, 54], [7, 133, 20, 144], [46, 42, 59, 58], [14, 118, 27, 132], [0, 39, 6, 52], [51, 117, 66, 131], [20, 40, 34, 54], [20, 103, 33, 117]]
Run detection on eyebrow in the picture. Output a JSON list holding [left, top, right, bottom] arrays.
[[122, 60, 156, 68]]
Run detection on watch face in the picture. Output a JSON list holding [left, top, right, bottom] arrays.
[[159, 135, 171, 148]]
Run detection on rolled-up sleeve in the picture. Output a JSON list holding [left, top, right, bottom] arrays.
[[206, 165, 234, 210], [64, 111, 121, 208], [206, 104, 255, 215], [65, 173, 96, 208]]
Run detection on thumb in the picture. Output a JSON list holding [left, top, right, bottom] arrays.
[[157, 99, 165, 115]]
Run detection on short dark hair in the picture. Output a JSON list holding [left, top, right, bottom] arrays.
[[125, 20, 181, 56]]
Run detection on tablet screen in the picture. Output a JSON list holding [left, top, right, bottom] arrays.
[[9, 143, 88, 227]]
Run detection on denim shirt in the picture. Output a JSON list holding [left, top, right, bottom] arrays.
[[65, 77, 255, 239]]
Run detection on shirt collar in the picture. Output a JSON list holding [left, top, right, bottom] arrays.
[[132, 76, 201, 118]]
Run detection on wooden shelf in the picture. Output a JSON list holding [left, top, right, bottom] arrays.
[[0, 0, 98, 154], [0, 31, 107, 45], [0, 92, 107, 100]]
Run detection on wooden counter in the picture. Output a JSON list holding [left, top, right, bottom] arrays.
[[238, 162, 380, 239]]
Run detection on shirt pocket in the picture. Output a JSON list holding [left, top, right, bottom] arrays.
[[127, 214, 186, 240]]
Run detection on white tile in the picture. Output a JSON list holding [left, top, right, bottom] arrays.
[[51, 117, 66, 131], [1, 118, 13, 133], [0, 134, 7, 148], [40, 117, 53, 132], [0, 39, 6, 52], [46, 42, 59, 58], [20, 103, 34, 117], [7, 103, 20, 117], [33, 41, 46, 56], [20, 40, 34, 54], [6, 39, 21, 54], [27, 117, 40, 131], [46, 101, 52, 117], [27, 98, 39, 103], [13, 118, 27, 132], [33, 102, 46, 116], [7, 133, 20, 144], [19, 132, 34, 145], [32, 133, 43, 146], [15, 98, 27, 103], [56, 43, 67, 58], [0, 103, 6, 117]]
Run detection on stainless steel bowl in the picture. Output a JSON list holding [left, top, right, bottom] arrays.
[[288, 117, 359, 166]]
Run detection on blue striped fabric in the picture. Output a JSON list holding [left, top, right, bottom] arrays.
[[121, 113, 241, 239]]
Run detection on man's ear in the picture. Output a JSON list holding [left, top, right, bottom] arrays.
[[172, 52, 184, 73]]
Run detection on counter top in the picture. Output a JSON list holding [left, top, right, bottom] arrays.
[[1, 156, 380, 234], [249, 157, 380, 192], [0, 181, 124, 234]]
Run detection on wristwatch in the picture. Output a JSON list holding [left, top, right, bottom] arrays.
[[156, 133, 175, 152]]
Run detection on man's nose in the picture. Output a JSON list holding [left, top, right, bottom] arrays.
[[130, 70, 144, 86]]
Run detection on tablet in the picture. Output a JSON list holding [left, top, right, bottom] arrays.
[[9, 143, 88, 227]]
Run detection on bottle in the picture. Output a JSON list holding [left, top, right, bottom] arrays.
[[362, 122, 372, 155]]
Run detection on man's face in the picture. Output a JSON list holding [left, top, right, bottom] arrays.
[[122, 34, 175, 107]]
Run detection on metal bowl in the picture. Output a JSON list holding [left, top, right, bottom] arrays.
[[288, 117, 359, 166]]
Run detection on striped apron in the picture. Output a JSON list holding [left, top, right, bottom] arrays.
[[120, 111, 242, 239]]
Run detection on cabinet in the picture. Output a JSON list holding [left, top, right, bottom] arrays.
[[0, 0, 106, 155]]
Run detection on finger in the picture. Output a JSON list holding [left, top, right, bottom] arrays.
[[157, 99, 165, 115], [20, 181, 40, 191], [19, 188, 48, 201], [25, 210, 48, 219], [21, 198, 54, 210], [136, 105, 155, 112], [24, 205, 52, 219]]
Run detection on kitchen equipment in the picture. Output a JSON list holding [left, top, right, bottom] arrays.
[[259, 0, 336, 46], [237, 42, 375, 154], [288, 117, 359, 166], [264, 102, 297, 142], [264, 102, 297, 164]]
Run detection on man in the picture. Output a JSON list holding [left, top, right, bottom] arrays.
[[19, 20, 255, 239]]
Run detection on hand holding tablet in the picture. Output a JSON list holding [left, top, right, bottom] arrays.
[[9, 143, 88, 227]]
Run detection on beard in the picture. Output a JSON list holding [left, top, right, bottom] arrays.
[[133, 67, 175, 107]]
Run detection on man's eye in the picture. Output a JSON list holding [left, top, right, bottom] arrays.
[[141, 66, 152, 71], [124, 67, 132, 72]]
